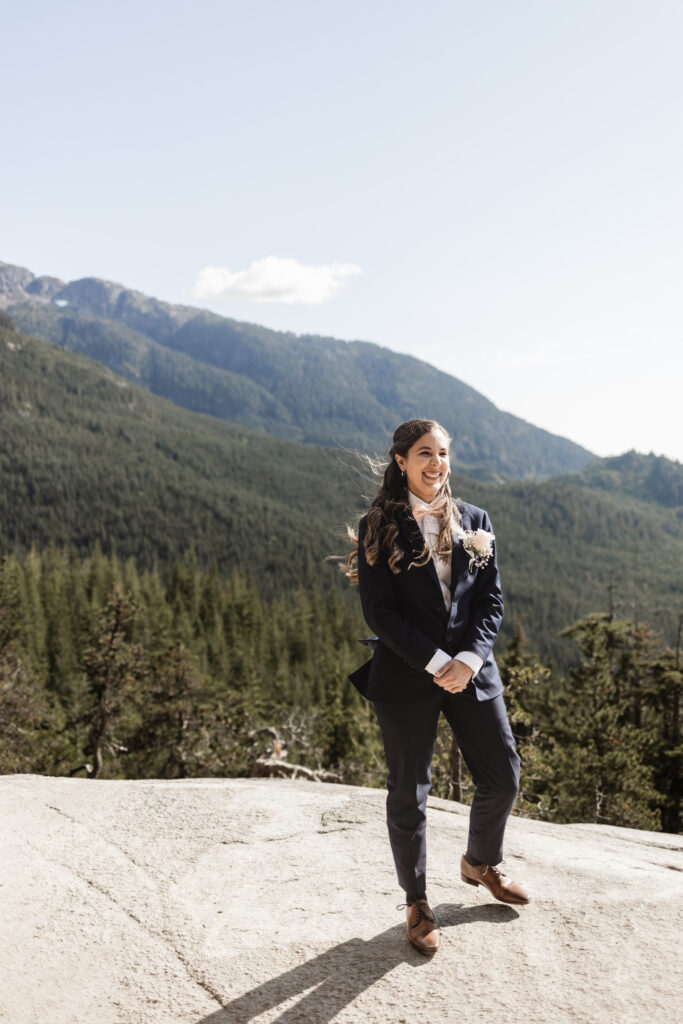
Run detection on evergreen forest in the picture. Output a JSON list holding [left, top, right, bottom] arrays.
[[1, 547, 679, 834]]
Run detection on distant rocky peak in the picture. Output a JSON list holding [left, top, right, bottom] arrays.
[[26, 276, 64, 300], [54, 278, 127, 318], [1, 259, 202, 342], [0, 261, 36, 307], [0, 261, 67, 308], [51, 276, 198, 338]]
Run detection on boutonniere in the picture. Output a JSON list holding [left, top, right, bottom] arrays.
[[453, 524, 495, 572]]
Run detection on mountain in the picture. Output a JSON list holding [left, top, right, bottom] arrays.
[[562, 450, 683, 510], [0, 259, 594, 481], [1, 313, 680, 664]]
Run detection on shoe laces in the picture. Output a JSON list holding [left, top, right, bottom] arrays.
[[397, 899, 435, 924], [482, 864, 508, 883]]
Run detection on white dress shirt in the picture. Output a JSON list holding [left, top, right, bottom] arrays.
[[407, 491, 484, 679]]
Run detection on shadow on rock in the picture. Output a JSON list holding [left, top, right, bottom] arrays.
[[198, 901, 518, 1023]]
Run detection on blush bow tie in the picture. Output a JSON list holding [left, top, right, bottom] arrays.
[[412, 495, 450, 522]]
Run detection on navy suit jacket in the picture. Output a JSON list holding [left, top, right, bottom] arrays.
[[349, 500, 504, 704]]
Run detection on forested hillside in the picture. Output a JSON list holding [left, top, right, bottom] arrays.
[[1, 260, 593, 479], [1, 313, 681, 665], [563, 450, 683, 509]]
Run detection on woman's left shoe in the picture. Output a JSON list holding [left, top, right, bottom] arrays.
[[460, 854, 530, 904], [403, 899, 441, 954]]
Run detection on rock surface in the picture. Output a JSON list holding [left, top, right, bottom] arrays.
[[1, 774, 681, 1024]]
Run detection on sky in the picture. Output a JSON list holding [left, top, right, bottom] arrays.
[[2, 0, 682, 462]]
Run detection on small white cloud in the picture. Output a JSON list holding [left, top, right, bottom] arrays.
[[192, 256, 361, 306]]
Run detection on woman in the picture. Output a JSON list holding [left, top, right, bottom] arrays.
[[345, 418, 530, 955]]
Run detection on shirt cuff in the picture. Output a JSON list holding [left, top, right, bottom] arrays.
[[424, 648, 453, 675], [454, 650, 484, 677]]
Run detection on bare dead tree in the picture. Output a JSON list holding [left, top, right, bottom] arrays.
[[248, 724, 341, 782]]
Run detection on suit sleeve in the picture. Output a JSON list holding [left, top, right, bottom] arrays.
[[357, 516, 439, 672], [457, 510, 504, 662]]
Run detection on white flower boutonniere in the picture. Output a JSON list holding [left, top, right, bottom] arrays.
[[453, 525, 495, 572]]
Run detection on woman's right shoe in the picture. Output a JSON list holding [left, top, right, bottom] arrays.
[[403, 899, 441, 955]]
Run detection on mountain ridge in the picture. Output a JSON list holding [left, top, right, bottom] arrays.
[[1, 259, 593, 480]]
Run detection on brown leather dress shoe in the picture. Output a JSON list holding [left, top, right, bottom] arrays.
[[403, 899, 441, 955], [460, 854, 531, 905]]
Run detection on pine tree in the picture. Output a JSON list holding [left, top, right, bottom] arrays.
[[497, 620, 556, 819], [643, 616, 682, 832], [80, 584, 145, 778], [127, 641, 252, 778], [549, 614, 661, 830], [0, 558, 68, 773]]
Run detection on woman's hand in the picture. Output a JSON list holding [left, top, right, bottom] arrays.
[[434, 658, 473, 693]]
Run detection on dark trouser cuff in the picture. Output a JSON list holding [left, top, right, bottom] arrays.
[[406, 892, 427, 904]]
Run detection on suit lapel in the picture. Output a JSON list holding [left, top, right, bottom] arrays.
[[450, 502, 470, 592]]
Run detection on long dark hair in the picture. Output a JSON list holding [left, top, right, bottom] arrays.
[[342, 418, 459, 582]]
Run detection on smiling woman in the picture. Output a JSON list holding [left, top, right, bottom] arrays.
[[394, 427, 450, 502], [342, 417, 530, 955]]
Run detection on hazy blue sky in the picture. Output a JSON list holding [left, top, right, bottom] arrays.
[[3, 0, 682, 461]]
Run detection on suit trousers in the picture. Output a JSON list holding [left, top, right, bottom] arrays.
[[373, 684, 520, 898]]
